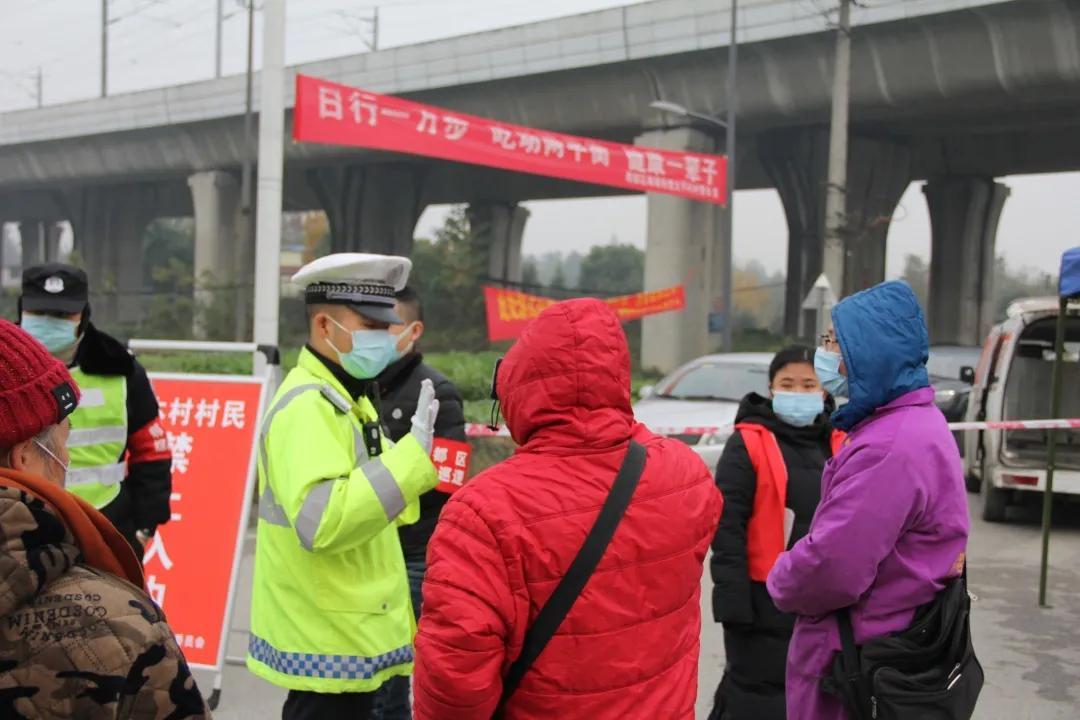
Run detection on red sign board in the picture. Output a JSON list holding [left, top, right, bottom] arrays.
[[431, 438, 472, 494], [483, 285, 687, 342], [294, 74, 727, 205], [146, 374, 266, 670]]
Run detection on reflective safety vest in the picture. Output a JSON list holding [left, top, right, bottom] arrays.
[[247, 348, 438, 694], [66, 368, 129, 509], [737, 423, 846, 581]]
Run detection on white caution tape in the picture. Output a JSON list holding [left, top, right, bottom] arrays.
[[945, 418, 1080, 432], [465, 418, 1080, 439]]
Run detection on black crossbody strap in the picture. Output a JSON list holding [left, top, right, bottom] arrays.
[[837, 609, 872, 720], [494, 441, 647, 718], [837, 609, 860, 678]]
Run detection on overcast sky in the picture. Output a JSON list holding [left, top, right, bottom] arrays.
[[1, 0, 1074, 278]]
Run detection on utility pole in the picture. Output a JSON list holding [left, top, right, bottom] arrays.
[[215, 0, 224, 78], [721, 0, 738, 352], [822, 0, 852, 297], [35, 67, 43, 108], [372, 6, 380, 51], [100, 0, 108, 97], [236, 0, 256, 340], [253, 0, 286, 372], [359, 6, 379, 51]]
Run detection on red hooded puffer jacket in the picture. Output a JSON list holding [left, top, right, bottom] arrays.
[[413, 299, 723, 719]]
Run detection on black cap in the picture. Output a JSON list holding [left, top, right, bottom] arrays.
[[21, 263, 89, 314]]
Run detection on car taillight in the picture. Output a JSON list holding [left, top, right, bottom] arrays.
[[1002, 474, 1039, 487]]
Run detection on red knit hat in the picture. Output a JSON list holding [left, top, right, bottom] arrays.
[[0, 319, 80, 449]]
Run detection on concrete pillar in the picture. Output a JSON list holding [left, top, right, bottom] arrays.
[[843, 139, 911, 297], [307, 164, 426, 257], [20, 220, 66, 266], [68, 185, 157, 331], [637, 126, 723, 374], [18, 220, 47, 267], [760, 128, 828, 339], [188, 170, 243, 338], [467, 203, 530, 283], [923, 177, 1009, 346], [45, 222, 65, 262], [760, 128, 911, 337], [0, 223, 10, 291]]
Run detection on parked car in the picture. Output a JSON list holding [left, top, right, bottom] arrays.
[[633, 345, 980, 476], [928, 345, 982, 423], [963, 297, 1080, 521], [633, 353, 772, 472], [928, 345, 981, 465]]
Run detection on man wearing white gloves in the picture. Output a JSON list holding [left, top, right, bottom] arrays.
[[246, 253, 439, 720]]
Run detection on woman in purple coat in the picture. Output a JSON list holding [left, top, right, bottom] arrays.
[[766, 280, 970, 720]]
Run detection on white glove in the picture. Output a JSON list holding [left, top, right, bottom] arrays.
[[410, 378, 440, 454]]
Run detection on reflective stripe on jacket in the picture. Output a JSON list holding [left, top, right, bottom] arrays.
[[66, 368, 128, 509], [246, 348, 438, 694], [737, 423, 845, 581]]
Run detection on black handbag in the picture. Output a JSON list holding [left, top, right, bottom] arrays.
[[822, 567, 983, 719], [492, 441, 646, 719]]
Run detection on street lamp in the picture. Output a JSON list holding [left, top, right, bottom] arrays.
[[650, 99, 736, 354], [648, 101, 727, 131]]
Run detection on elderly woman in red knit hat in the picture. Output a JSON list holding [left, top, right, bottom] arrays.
[[0, 319, 212, 719]]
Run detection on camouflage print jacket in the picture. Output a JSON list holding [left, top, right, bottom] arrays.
[[0, 485, 211, 719]]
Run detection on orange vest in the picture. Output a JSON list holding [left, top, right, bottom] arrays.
[[736, 423, 846, 581]]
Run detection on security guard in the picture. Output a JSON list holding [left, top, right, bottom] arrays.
[[18, 263, 172, 556], [247, 253, 439, 720]]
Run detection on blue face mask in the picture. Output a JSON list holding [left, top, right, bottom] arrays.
[[814, 347, 849, 398], [22, 313, 79, 354], [328, 318, 398, 379], [772, 391, 826, 427]]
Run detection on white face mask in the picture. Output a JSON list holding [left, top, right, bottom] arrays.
[[34, 438, 69, 486]]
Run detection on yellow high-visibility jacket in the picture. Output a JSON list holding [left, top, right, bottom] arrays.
[[247, 348, 437, 693]]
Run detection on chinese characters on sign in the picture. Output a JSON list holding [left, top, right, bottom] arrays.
[[431, 438, 472, 494], [482, 285, 687, 342], [294, 74, 727, 205], [146, 376, 264, 669]]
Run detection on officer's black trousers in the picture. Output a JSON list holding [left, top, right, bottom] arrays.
[[282, 690, 376, 720]]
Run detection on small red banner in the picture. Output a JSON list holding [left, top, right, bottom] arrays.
[[483, 285, 687, 342], [432, 438, 472, 494], [294, 74, 727, 205]]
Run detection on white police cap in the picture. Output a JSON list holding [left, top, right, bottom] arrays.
[[291, 253, 412, 324]]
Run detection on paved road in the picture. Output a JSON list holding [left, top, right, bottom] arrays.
[[200, 494, 1080, 719]]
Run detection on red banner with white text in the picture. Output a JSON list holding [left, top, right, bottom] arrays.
[[294, 74, 727, 205], [146, 374, 265, 670], [483, 285, 687, 342]]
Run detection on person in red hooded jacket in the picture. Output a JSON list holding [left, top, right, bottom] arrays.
[[413, 298, 723, 720]]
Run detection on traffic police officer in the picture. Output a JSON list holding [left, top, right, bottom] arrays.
[[247, 253, 439, 720], [18, 263, 172, 556]]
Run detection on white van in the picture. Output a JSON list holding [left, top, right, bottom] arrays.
[[963, 298, 1080, 522]]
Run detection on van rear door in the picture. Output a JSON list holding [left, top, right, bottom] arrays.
[[966, 326, 1007, 475]]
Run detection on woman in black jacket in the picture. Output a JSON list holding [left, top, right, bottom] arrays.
[[708, 345, 841, 720]]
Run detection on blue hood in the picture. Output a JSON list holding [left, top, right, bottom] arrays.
[[831, 280, 930, 431], [1061, 246, 1080, 299]]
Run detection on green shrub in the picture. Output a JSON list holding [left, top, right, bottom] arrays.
[[462, 399, 492, 425], [137, 351, 254, 375], [425, 351, 501, 402]]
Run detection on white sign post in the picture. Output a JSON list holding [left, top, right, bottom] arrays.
[[801, 273, 839, 340]]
